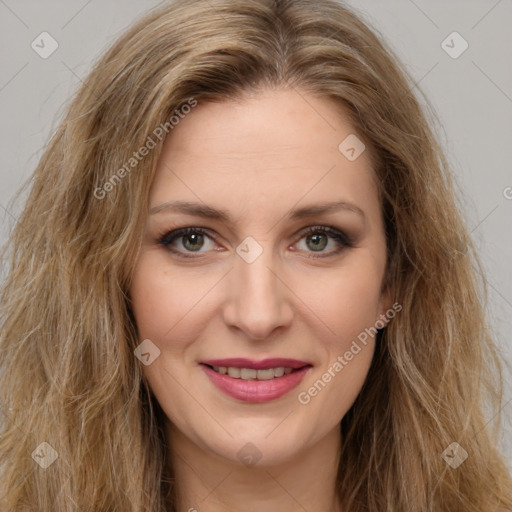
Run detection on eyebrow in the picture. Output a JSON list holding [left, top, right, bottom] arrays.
[[149, 199, 366, 222]]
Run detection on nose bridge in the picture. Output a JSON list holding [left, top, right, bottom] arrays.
[[223, 237, 292, 339]]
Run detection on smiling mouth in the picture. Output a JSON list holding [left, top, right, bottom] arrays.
[[200, 361, 312, 402], [204, 364, 303, 380]]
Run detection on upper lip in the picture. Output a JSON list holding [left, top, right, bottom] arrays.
[[200, 358, 311, 370]]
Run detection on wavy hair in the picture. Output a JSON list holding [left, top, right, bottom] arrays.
[[1, 0, 511, 510]]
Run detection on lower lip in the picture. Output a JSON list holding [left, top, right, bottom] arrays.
[[200, 364, 311, 403]]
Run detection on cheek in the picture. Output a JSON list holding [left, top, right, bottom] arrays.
[[293, 259, 385, 346], [295, 268, 380, 416], [129, 255, 207, 410], [130, 248, 385, 351], [129, 253, 213, 346]]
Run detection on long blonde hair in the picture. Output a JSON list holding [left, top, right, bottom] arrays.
[[1, 0, 511, 510]]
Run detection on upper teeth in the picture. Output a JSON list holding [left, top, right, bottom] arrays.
[[213, 366, 294, 380]]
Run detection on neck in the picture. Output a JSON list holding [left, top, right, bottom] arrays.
[[166, 424, 343, 512]]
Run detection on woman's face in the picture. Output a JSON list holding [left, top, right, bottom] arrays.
[[129, 88, 391, 467]]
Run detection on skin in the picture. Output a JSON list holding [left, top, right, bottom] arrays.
[[129, 88, 392, 512]]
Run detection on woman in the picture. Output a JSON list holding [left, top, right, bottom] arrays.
[[1, 0, 511, 510]]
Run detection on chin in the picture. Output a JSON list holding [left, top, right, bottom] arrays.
[[197, 424, 310, 469]]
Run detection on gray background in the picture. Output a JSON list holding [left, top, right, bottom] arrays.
[[1, 0, 511, 469]]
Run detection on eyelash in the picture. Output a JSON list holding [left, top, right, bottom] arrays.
[[157, 225, 354, 260]]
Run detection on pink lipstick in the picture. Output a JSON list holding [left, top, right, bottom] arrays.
[[200, 358, 312, 403]]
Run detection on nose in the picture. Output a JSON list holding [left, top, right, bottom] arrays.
[[222, 245, 293, 341]]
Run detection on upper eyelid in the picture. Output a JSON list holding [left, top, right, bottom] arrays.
[[162, 224, 344, 240], [160, 225, 352, 250]]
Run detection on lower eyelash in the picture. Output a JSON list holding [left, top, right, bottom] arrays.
[[158, 227, 209, 249], [302, 226, 354, 259], [157, 226, 353, 258]]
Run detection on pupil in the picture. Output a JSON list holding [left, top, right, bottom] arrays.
[[308, 233, 327, 251], [182, 232, 327, 252], [184, 233, 203, 251]]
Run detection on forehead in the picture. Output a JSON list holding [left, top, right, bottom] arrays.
[[149, 89, 380, 223]]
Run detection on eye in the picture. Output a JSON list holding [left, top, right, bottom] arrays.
[[157, 225, 353, 259], [295, 226, 354, 258], [158, 227, 215, 256]]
